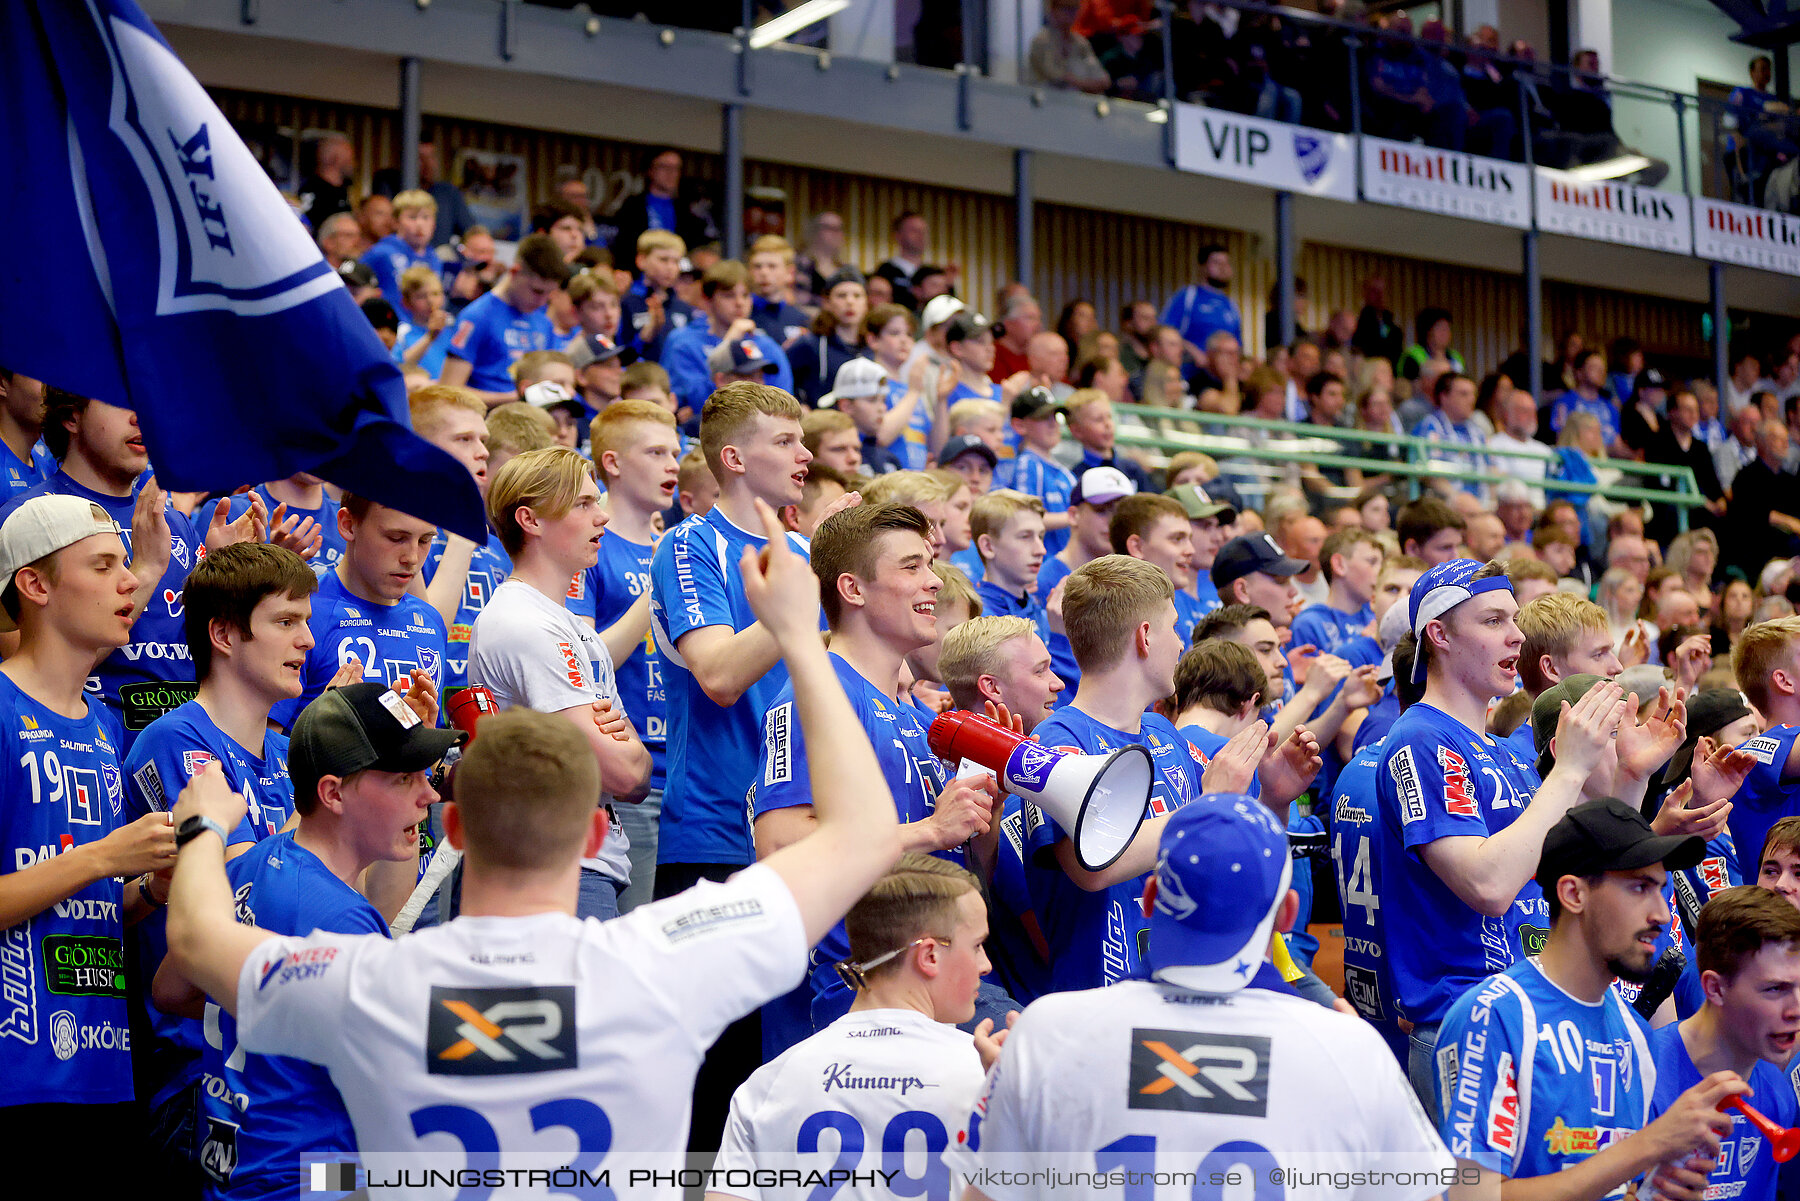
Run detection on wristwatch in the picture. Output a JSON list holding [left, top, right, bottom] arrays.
[[175, 814, 229, 850]]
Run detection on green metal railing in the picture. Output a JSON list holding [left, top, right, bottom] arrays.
[[1107, 403, 1706, 530]]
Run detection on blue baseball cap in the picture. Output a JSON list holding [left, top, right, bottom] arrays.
[[1407, 558, 1514, 683], [1144, 794, 1292, 993]]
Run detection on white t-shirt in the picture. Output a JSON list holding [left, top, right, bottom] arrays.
[[470, 579, 631, 883], [712, 1008, 986, 1201], [950, 979, 1453, 1200], [235, 862, 807, 1199]]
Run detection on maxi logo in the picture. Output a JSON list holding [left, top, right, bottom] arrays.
[[426, 985, 577, 1076], [1441, 748, 1477, 817], [1128, 1029, 1271, 1117]]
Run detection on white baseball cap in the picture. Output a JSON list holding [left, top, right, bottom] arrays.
[[523, 381, 579, 411], [819, 358, 888, 408], [0, 495, 125, 632], [920, 295, 966, 331]]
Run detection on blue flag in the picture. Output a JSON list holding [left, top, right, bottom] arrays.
[[0, 0, 486, 542]]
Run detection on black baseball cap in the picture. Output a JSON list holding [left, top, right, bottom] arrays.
[[937, 434, 998, 469], [1012, 386, 1059, 421], [822, 267, 867, 293], [1535, 797, 1705, 896], [1634, 367, 1669, 395], [1662, 688, 1755, 787], [291, 683, 464, 807], [569, 333, 636, 371], [706, 337, 780, 377], [336, 259, 377, 289], [1211, 533, 1306, 590], [1532, 674, 1604, 779], [360, 297, 399, 334], [944, 312, 992, 344]]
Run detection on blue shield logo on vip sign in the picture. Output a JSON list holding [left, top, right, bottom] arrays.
[[91, 2, 340, 317], [1006, 741, 1062, 792], [1293, 132, 1331, 185]]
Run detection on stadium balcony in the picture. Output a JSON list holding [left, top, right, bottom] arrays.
[[144, 0, 1800, 376]]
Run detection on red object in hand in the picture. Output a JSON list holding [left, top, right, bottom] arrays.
[[928, 709, 1024, 769], [446, 686, 499, 739], [1719, 1095, 1800, 1163]]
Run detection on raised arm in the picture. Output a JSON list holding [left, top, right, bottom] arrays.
[[164, 762, 272, 1017], [740, 500, 904, 947]]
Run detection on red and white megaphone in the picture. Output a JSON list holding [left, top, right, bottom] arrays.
[[928, 709, 1152, 872]]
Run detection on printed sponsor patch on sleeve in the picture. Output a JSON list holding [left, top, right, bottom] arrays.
[[1743, 736, 1782, 765], [133, 761, 166, 811], [763, 703, 793, 786], [658, 897, 769, 945], [1391, 746, 1427, 825]]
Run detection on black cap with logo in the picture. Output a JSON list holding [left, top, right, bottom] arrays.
[[1535, 797, 1705, 896]]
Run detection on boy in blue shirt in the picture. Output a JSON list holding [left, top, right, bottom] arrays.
[[359, 189, 439, 311], [661, 261, 793, 417], [1727, 616, 1800, 878], [155, 682, 456, 1199], [752, 502, 1000, 1036], [1435, 798, 1743, 1200], [1108, 493, 1201, 644], [0, 495, 177, 1155], [437, 234, 571, 404], [0, 367, 55, 503], [1291, 527, 1382, 663], [1166, 483, 1233, 618], [1006, 388, 1074, 555], [619, 229, 696, 362], [1649, 885, 1800, 1201], [971, 490, 1050, 645], [1035, 466, 1137, 709]]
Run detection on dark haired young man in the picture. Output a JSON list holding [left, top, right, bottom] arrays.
[[437, 233, 574, 405], [0, 366, 54, 502]]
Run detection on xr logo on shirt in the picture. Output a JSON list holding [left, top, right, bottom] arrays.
[[426, 985, 577, 1076], [1127, 1029, 1270, 1116]]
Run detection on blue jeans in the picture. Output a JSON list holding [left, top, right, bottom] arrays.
[[614, 789, 662, 914], [1407, 1021, 1444, 1126], [576, 866, 622, 922]]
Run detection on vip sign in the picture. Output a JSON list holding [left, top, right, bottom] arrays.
[[1173, 104, 1356, 202], [1360, 137, 1531, 229], [1535, 170, 1692, 254], [1694, 198, 1800, 276]]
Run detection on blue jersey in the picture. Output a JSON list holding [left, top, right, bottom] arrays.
[[568, 531, 666, 790], [619, 282, 695, 363], [442, 289, 555, 394], [396, 320, 451, 377], [270, 570, 447, 731], [1025, 708, 1206, 994], [949, 546, 985, 587], [1413, 412, 1490, 495], [1377, 703, 1548, 1023], [1034, 555, 1079, 712], [0, 672, 131, 1106], [1160, 282, 1242, 354], [199, 486, 346, 580], [123, 700, 294, 1111], [1291, 602, 1377, 658], [360, 235, 436, 311], [1437, 959, 1654, 1192], [1649, 1023, 1791, 1201], [1329, 738, 1408, 1062], [1189, 574, 1221, 618], [199, 832, 385, 1197], [0, 437, 55, 503], [1, 471, 205, 746], [1006, 449, 1074, 556], [886, 377, 933, 472], [976, 580, 1050, 646], [651, 507, 809, 867], [1173, 588, 1206, 647], [1352, 688, 1402, 756], [660, 325, 794, 419], [987, 795, 1051, 1006], [1549, 390, 1621, 447], [423, 531, 511, 694], [752, 654, 954, 1028], [1727, 726, 1800, 890]]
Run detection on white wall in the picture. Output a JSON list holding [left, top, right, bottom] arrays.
[[1609, 0, 1755, 193]]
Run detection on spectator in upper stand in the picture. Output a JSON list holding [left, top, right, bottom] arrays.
[[297, 133, 355, 227], [360, 190, 438, 311], [1723, 350, 1769, 419], [1730, 54, 1800, 179], [1263, 277, 1310, 354], [369, 143, 477, 248], [609, 147, 715, 267], [1352, 274, 1404, 366], [1715, 405, 1762, 492], [1365, 14, 1463, 150], [793, 212, 846, 309], [661, 261, 795, 416], [1645, 388, 1726, 543], [1397, 306, 1464, 388], [619, 230, 696, 364], [990, 294, 1042, 382], [1055, 299, 1099, 364], [1117, 301, 1160, 397], [1028, 0, 1113, 93], [1725, 421, 1800, 577], [1415, 371, 1490, 501], [1023, 332, 1074, 404], [1162, 245, 1242, 365], [1460, 26, 1523, 160], [1487, 386, 1552, 503], [744, 235, 811, 350], [1194, 331, 1246, 415], [1550, 348, 1623, 454], [788, 270, 870, 409], [315, 213, 362, 271], [1619, 366, 1667, 460], [1607, 337, 1647, 404], [1283, 338, 1322, 423], [875, 212, 930, 311], [550, 170, 603, 248]]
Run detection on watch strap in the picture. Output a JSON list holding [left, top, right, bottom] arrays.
[[175, 815, 230, 850]]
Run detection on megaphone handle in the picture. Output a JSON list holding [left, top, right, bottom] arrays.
[[1720, 1095, 1782, 1140]]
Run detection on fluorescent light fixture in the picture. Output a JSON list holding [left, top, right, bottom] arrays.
[[1146, 107, 1169, 124], [748, 0, 850, 49], [1562, 153, 1654, 182]]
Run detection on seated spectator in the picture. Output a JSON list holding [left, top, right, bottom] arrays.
[[1397, 306, 1465, 389], [792, 212, 846, 309], [1724, 420, 1800, 576], [1055, 388, 1154, 493], [1550, 348, 1622, 451], [394, 265, 449, 375], [788, 269, 869, 408], [315, 211, 361, 270], [1193, 331, 1246, 415], [1078, 0, 1164, 101], [1364, 15, 1463, 149], [437, 234, 571, 405], [361, 190, 439, 315], [531, 197, 590, 263], [1414, 371, 1490, 502]]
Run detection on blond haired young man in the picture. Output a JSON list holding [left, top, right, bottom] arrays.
[[1726, 616, 1800, 890]]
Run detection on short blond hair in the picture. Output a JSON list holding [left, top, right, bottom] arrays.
[[949, 398, 1006, 434], [399, 264, 441, 300], [621, 361, 671, 399], [392, 189, 438, 218], [971, 489, 1046, 554], [636, 229, 685, 258], [409, 383, 485, 440], [748, 234, 795, 263], [860, 470, 956, 509], [567, 271, 620, 306], [1516, 593, 1612, 695], [511, 349, 575, 388], [485, 403, 556, 456], [844, 854, 979, 985], [1062, 388, 1109, 420], [487, 447, 597, 557], [1063, 554, 1174, 671], [452, 709, 600, 871], [1735, 615, 1800, 714], [1164, 450, 1218, 482], [677, 447, 715, 495], [802, 409, 857, 459], [591, 400, 678, 480], [932, 560, 981, 621], [938, 615, 1036, 710], [925, 469, 972, 501], [699, 381, 804, 478]]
